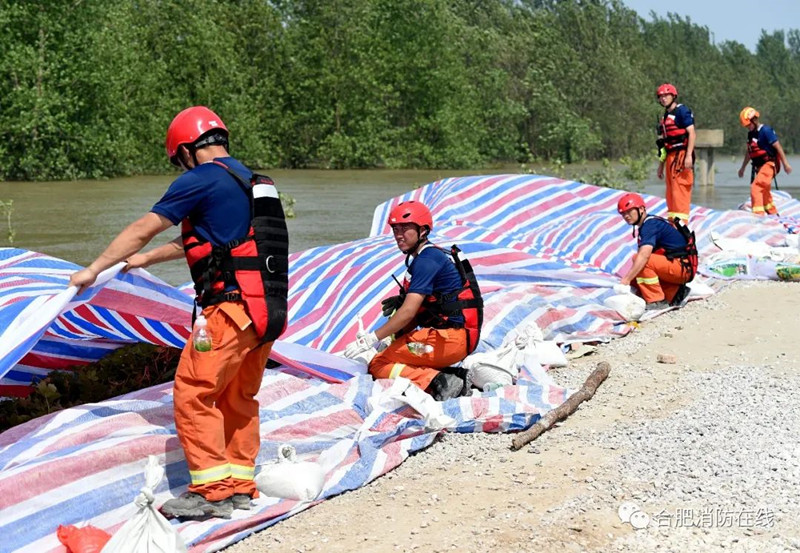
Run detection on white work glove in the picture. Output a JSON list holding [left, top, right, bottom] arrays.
[[344, 331, 379, 359], [613, 283, 633, 295]]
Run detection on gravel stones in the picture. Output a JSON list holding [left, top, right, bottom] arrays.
[[224, 281, 800, 553]]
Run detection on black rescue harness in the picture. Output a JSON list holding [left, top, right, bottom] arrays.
[[181, 161, 288, 343], [646, 215, 699, 281], [396, 244, 484, 354]]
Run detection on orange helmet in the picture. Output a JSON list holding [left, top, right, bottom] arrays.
[[739, 106, 759, 127], [656, 83, 678, 98], [617, 193, 645, 214], [387, 201, 433, 231], [165, 106, 228, 166]]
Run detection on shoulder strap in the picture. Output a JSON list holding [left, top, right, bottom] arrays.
[[211, 159, 252, 193]]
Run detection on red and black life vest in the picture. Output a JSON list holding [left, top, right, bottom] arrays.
[[659, 107, 689, 152], [181, 160, 288, 343], [647, 215, 698, 281], [746, 129, 777, 172], [401, 245, 483, 354]]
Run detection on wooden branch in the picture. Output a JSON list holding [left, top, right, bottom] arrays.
[[511, 361, 610, 451]]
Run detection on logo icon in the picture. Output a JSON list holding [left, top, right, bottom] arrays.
[[618, 501, 650, 530]]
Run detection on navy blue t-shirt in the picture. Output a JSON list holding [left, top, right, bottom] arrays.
[[406, 245, 465, 325], [151, 157, 252, 245], [670, 104, 694, 129], [637, 216, 687, 252], [756, 124, 780, 158]]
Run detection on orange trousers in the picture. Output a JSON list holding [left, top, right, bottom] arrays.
[[173, 301, 272, 502], [631, 253, 691, 303], [665, 150, 693, 221], [751, 162, 778, 215], [368, 327, 469, 392]]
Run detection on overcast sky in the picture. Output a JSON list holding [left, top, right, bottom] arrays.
[[622, 0, 800, 52]]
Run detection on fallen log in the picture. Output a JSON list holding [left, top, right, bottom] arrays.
[[511, 361, 610, 451]]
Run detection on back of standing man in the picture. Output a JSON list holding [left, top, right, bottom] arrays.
[[655, 83, 696, 222], [69, 106, 289, 519]]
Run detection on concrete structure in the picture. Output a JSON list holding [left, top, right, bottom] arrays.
[[694, 129, 724, 186]]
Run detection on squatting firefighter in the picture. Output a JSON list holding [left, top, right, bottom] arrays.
[[69, 106, 288, 519], [655, 83, 696, 222], [737, 106, 793, 216], [617, 192, 697, 310], [344, 201, 483, 401]]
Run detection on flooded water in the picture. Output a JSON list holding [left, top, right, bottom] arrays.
[[1, 155, 797, 285]]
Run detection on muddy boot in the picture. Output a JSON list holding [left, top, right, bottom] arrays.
[[160, 492, 233, 520], [426, 371, 467, 401], [232, 493, 252, 511], [669, 284, 690, 307]]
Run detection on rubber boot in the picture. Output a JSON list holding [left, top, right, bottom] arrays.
[[426, 371, 467, 401]]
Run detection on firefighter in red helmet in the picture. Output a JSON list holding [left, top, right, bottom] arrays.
[[617, 192, 697, 310], [344, 200, 484, 401], [655, 83, 696, 221], [70, 106, 288, 519]]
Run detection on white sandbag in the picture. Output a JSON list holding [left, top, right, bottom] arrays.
[[767, 246, 800, 263], [255, 445, 325, 502], [686, 278, 714, 299], [710, 233, 773, 258], [101, 456, 187, 553], [613, 283, 633, 295], [463, 323, 564, 391], [511, 324, 566, 367], [530, 340, 568, 367], [604, 293, 646, 322], [462, 342, 518, 391], [471, 365, 514, 391]]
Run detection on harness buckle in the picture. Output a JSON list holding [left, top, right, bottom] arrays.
[[222, 290, 241, 302]]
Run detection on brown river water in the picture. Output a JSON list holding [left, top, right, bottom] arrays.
[[1, 157, 798, 285]]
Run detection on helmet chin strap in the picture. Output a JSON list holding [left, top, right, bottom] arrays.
[[404, 227, 430, 265], [631, 208, 645, 237]]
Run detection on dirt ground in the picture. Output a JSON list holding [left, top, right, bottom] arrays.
[[225, 281, 800, 553]]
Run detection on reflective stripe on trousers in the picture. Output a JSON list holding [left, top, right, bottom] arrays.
[[173, 301, 272, 502], [751, 162, 778, 216], [630, 252, 691, 303], [368, 327, 469, 392]]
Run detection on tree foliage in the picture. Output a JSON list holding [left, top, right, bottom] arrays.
[[1, 0, 798, 180]]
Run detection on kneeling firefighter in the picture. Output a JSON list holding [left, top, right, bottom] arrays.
[[617, 192, 697, 310], [344, 201, 483, 401]]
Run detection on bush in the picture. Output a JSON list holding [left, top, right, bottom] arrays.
[[0, 344, 181, 432]]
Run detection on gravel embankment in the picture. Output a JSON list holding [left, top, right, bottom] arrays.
[[226, 281, 800, 553]]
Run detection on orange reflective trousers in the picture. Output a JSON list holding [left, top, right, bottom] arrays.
[[368, 327, 469, 392], [173, 301, 272, 502], [665, 150, 693, 222], [751, 161, 778, 215], [631, 252, 691, 304]]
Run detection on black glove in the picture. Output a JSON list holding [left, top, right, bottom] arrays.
[[381, 294, 405, 318]]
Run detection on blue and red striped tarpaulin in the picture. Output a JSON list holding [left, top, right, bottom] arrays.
[[1, 174, 797, 551]]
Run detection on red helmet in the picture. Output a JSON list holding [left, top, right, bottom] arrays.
[[387, 201, 433, 231], [165, 106, 228, 166], [656, 83, 678, 98], [617, 193, 646, 214]]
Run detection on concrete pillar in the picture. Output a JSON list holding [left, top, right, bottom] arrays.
[[694, 129, 724, 187]]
